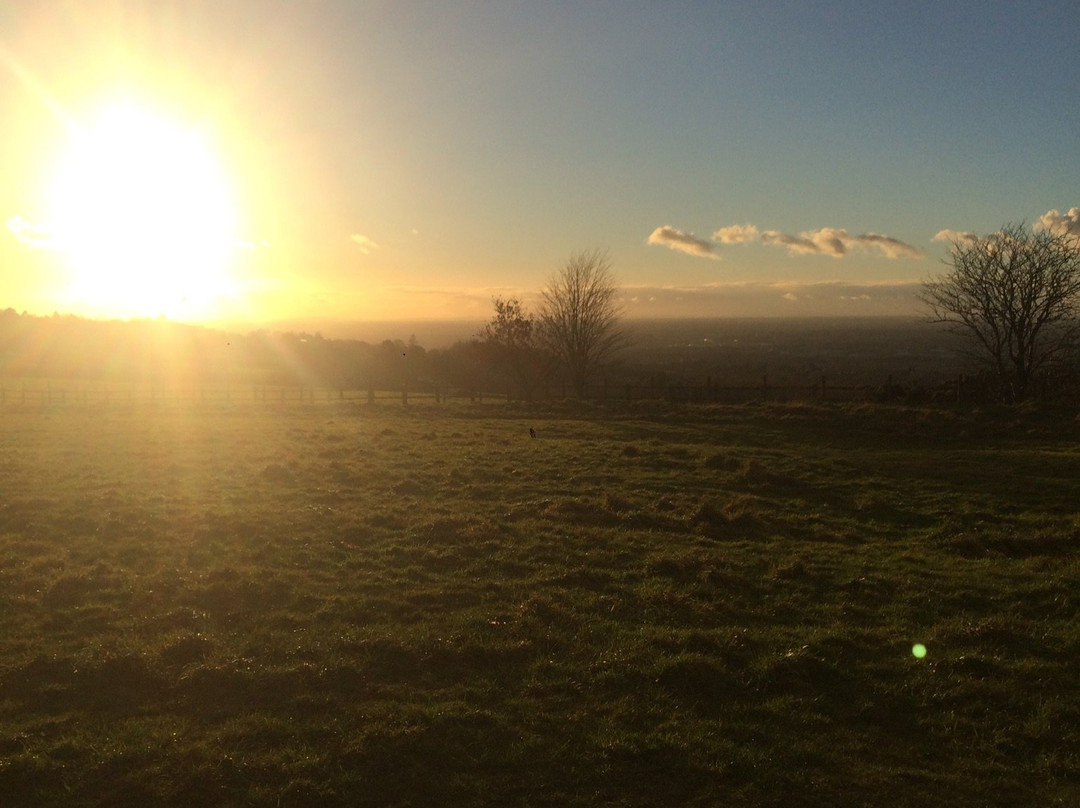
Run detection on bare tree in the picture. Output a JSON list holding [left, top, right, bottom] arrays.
[[539, 249, 626, 398], [477, 296, 547, 400], [920, 223, 1080, 402]]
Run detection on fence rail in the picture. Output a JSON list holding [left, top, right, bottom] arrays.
[[0, 374, 923, 409], [0, 381, 450, 408]]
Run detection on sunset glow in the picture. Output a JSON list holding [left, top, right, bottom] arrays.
[[0, 3, 1076, 324], [38, 102, 241, 319]]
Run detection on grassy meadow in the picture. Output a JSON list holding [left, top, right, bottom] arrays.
[[1, 399, 1078, 806]]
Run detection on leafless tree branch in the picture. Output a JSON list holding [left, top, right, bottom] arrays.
[[919, 223, 1080, 401], [539, 249, 627, 398]]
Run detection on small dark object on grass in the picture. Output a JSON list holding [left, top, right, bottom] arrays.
[[529, 428, 536, 438]]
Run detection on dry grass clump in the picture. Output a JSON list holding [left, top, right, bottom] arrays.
[[693, 493, 765, 537]]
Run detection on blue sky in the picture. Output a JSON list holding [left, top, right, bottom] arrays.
[[1, 1, 1078, 323]]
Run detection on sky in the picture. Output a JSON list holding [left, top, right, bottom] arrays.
[[0, 0, 1078, 327]]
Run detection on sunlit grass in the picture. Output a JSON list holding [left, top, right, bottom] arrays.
[[1, 402, 1078, 806]]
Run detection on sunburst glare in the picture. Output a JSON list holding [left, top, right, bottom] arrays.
[[42, 101, 241, 319]]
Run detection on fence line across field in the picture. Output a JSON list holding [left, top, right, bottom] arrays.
[[0, 374, 958, 408], [0, 382, 425, 407]]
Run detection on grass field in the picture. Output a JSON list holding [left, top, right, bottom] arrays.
[[1, 400, 1078, 806]]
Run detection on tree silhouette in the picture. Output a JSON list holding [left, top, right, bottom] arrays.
[[539, 249, 626, 398], [477, 296, 546, 400], [920, 222, 1080, 401]]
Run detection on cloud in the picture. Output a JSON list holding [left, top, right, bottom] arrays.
[[6, 216, 54, 249], [809, 228, 850, 256], [350, 233, 379, 254], [762, 227, 855, 257], [761, 227, 922, 258], [712, 223, 759, 244], [1035, 207, 1080, 238], [934, 210, 1080, 247], [761, 229, 823, 255], [853, 233, 924, 259], [646, 225, 719, 260], [933, 229, 978, 244], [650, 221, 923, 261]]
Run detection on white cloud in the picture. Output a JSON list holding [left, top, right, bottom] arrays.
[[712, 223, 759, 244], [852, 233, 924, 259], [646, 225, 719, 259], [934, 210, 1080, 247], [761, 229, 822, 256], [1035, 207, 1080, 238], [807, 227, 850, 256], [350, 233, 379, 254], [933, 229, 978, 244], [649, 221, 922, 261], [761, 226, 922, 258], [6, 216, 54, 249]]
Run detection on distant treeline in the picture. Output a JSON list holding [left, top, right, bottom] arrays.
[[0, 310, 546, 396], [0, 310, 437, 390], [2, 309, 1055, 405]]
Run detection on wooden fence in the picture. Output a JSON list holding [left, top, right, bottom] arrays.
[[0, 374, 902, 409], [586, 376, 871, 405], [0, 381, 458, 408]]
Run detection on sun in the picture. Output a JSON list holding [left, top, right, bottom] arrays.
[[44, 102, 241, 319]]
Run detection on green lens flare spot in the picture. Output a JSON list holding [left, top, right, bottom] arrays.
[[912, 643, 927, 659]]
